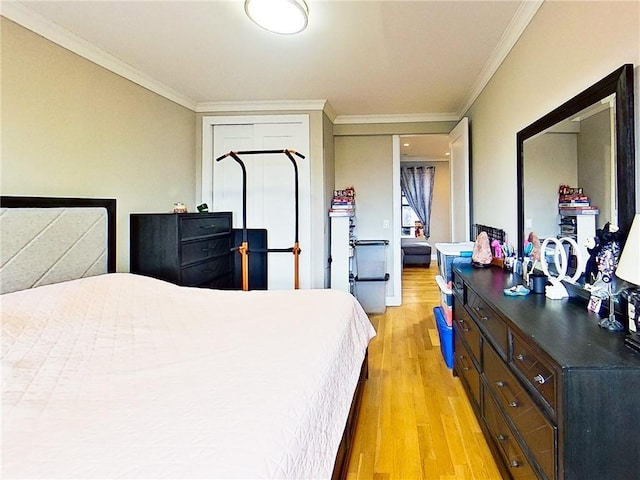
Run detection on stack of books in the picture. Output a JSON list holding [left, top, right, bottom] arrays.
[[558, 185, 599, 216], [329, 187, 356, 216]]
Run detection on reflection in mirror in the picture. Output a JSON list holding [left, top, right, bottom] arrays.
[[517, 64, 635, 290], [523, 94, 616, 270]]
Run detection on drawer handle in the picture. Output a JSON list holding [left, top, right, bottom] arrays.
[[480, 316, 488, 321], [533, 374, 546, 385], [496, 434, 506, 442], [496, 382, 519, 407], [510, 460, 521, 468], [462, 327, 470, 332], [515, 353, 525, 361], [199, 225, 218, 229]]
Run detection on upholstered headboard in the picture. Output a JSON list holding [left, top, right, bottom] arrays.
[[0, 196, 116, 294]]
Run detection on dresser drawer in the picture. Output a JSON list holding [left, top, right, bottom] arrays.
[[485, 343, 556, 479], [453, 302, 481, 365], [511, 333, 557, 415], [484, 389, 539, 480], [181, 238, 231, 266], [180, 215, 231, 241], [466, 288, 508, 356], [453, 273, 464, 296], [180, 256, 231, 286], [454, 331, 481, 410]]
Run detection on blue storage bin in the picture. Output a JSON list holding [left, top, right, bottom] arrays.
[[433, 306, 453, 369]]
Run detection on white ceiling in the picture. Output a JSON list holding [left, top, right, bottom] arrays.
[[400, 134, 450, 161], [5, 0, 543, 122]]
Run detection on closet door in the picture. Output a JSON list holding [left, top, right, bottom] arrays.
[[212, 120, 310, 290]]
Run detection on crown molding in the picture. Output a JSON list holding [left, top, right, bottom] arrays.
[[457, 0, 544, 117], [195, 99, 333, 115], [333, 112, 459, 125], [1, 2, 198, 111]]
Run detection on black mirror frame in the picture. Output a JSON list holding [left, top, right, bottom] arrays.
[[517, 64, 636, 261]]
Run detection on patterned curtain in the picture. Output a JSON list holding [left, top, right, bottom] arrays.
[[400, 166, 435, 238]]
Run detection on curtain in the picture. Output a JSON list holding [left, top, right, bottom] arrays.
[[400, 166, 435, 238]]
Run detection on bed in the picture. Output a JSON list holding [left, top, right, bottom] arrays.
[[1, 196, 376, 480], [401, 237, 432, 267]]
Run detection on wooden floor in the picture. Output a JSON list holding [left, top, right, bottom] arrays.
[[346, 265, 502, 480]]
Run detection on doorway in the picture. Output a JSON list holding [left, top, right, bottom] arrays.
[[393, 118, 470, 303]]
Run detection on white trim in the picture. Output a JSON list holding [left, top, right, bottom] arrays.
[[387, 135, 402, 306], [457, 0, 544, 116], [196, 99, 331, 114], [334, 112, 459, 125], [201, 114, 310, 208], [1, 2, 197, 111], [449, 118, 471, 242]]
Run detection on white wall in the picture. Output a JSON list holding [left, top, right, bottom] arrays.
[[467, 1, 640, 243], [335, 136, 394, 297], [1, 18, 196, 272], [523, 133, 578, 239]]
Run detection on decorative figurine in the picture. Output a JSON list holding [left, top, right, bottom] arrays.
[[472, 231, 492, 266], [585, 223, 625, 331]]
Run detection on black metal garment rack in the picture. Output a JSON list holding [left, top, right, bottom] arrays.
[[215, 149, 306, 291]]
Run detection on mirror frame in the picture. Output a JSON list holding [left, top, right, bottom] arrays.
[[517, 64, 636, 266]]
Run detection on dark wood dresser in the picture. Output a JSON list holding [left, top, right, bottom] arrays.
[[130, 212, 233, 289], [452, 265, 640, 480]]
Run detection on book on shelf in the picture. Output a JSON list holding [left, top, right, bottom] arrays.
[[558, 201, 590, 207], [559, 207, 599, 215], [329, 209, 355, 217], [330, 186, 356, 216], [330, 203, 355, 209]]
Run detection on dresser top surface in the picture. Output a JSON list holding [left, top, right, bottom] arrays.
[[454, 265, 640, 369]]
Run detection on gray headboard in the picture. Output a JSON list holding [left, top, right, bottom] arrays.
[[0, 196, 116, 294]]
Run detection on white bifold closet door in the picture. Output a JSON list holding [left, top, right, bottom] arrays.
[[212, 121, 310, 290]]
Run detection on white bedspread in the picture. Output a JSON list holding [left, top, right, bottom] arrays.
[[1, 273, 375, 479]]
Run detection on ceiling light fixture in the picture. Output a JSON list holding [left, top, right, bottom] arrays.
[[245, 0, 309, 35]]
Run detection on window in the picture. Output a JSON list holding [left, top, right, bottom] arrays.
[[401, 193, 421, 237]]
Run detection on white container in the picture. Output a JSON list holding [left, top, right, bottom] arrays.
[[355, 276, 388, 314], [435, 242, 475, 282], [354, 240, 388, 279]]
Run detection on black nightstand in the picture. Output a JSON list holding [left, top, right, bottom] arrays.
[[130, 212, 233, 289]]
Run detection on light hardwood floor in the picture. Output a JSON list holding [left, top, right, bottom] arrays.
[[346, 266, 502, 480]]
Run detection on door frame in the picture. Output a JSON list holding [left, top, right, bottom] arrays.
[[449, 117, 471, 242], [393, 119, 471, 303]]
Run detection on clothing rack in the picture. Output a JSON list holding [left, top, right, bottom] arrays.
[[215, 149, 305, 291]]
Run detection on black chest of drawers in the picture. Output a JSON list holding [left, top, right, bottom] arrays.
[[130, 212, 233, 289], [453, 265, 640, 480]]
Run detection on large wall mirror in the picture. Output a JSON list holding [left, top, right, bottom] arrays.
[[517, 64, 636, 287]]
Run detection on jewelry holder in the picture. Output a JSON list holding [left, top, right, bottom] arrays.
[[540, 237, 583, 300]]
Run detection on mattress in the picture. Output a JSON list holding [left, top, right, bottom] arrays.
[[1, 273, 376, 479]]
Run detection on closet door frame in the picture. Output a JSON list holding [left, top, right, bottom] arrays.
[[201, 114, 311, 289]]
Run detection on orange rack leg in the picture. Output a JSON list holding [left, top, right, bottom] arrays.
[[240, 241, 249, 291], [293, 242, 300, 289]]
